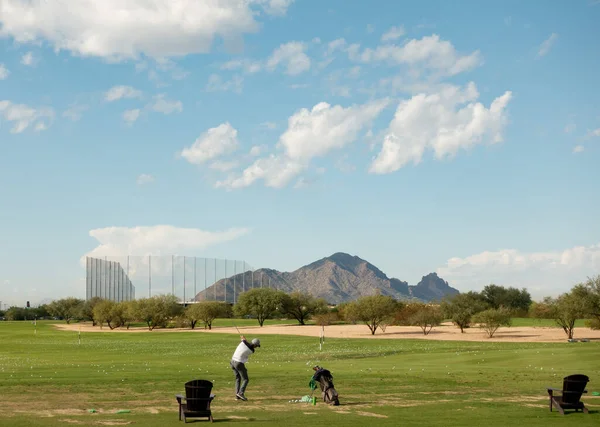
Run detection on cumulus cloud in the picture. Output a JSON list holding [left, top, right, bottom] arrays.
[[80, 225, 252, 281], [572, 145, 584, 153], [369, 83, 512, 174], [0, 0, 291, 61], [105, 85, 142, 102], [180, 122, 240, 165], [216, 99, 389, 189], [205, 74, 244, 93], [20, 51, 36, 66], [0, 63, 9, 79], [437, 243, 600, 298], [352, 34, 483, 77], [267, 41, 311, 75], [0, 100, 54, 133], [537, 33, 558, 58], [123, 109, 141, 124], [136, 174, 154, 185], [62, 104, 89, 121], [381, 25, 406, 42], [149, 94, 183, 114]]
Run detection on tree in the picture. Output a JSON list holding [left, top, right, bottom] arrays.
[[80, 297, 103, 326], [185, 302, 232, 330], [133, 295, 182, 330], [47, 297, 84, 324], [118, 300, 137, 329], [528, 299, 555, 319], [481, 284, 532, 313], [280, 292, 328, 325], [234, 288, 285, 327], [441, 292, 489, 333], [313, 311, 339, 327], [5, 306, 28, 320], [574, 275, 600, 324], [472, 307, 512, 338], [409, 304, 444, 335], [93, 300, 121, 329], [344, 295, 399, 335], [544, 291, 588, 339]]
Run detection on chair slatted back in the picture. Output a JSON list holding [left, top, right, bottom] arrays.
[[185, 380, 213, 412], [561, 374, 589, 404]]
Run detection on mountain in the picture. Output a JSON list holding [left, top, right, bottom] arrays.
[[194, 252, 460, 304]]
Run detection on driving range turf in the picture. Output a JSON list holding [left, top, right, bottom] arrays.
[[0, 320, 598, 426]]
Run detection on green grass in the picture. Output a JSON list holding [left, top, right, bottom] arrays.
[[510, 318, 590, 328], [0, 320, 598, 426]]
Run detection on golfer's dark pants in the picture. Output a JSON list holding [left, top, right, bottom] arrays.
[[230, 360, 249, 395]]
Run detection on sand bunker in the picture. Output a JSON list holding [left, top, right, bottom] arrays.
[[53, 322, 600, 343]]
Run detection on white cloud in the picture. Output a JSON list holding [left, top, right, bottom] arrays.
[[326, 38, 347, 55], [123, 109, 141, 124], [280, 99, 389, 161], [215, 154, 305, 190], [62, 104, 89, 121], [149, 94, 182, 114], [216, 99, 389, 190], [260, 122, 277, 130], [573, 145, 584, 153], [20, 51, 35, 66], [0, 63, 9, 79], [381, 25, 406, 42], [564, 122, 576, 133], [537, 33, 558, 57], [180, 122, 239, 165], [136, 174, 154, 185], [585, 128, 600, 138], [220, 59, 262, 74], [0, 0, 287, 61], [206, 74, 243, 93], [0, 100, 54, 133], [437, 243, 600, 298], [267, 41, 311, 75], [105, 85, 142, 102], [209, 160, 239, 172], [80, 225, 252, 275], [353, 34, 483, 77], [251, 0, 295, 16], [249, 145, 265, 156], [369, 83, 512, 174]]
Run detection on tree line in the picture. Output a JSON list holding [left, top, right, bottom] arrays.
[[2, 276, 598, 339]]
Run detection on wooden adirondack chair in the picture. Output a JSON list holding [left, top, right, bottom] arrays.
[[176, 379, 215, 422], [547, 374, 589, 415]]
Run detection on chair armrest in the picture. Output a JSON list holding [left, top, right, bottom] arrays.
[[175, 394, 184, 404], [546, 388, 561, 391]]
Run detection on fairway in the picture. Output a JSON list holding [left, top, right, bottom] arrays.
[[0, 321, 598, 426]]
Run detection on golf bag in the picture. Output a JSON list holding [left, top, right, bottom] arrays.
[[311, 366, 339, 405]]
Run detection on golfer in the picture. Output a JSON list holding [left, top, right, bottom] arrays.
[[230, 334, 261, 401]]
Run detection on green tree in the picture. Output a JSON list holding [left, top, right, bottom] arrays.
[[574, 275, 600, 325], [344, 295, 399, 335], [280, 292, 328, 325], [528, 298, 554, 319], [441, 292, 489, 333], [185, 302, 232, 329], [481, 284, 532, 313], [234, 288, 286, 327], [133, 295, 182, 330], [472, 307, 512, 338], [409, 304, 444, 335], [5, 306, 27, 320], [543, 291, 588, 339], [93, 300, 122, 329], [80, 297, 103, 326], [118, 300, 137, 329], [47, 297, 84, 324]]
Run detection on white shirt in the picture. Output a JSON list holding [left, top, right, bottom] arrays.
[[231, 341, 254, 364]]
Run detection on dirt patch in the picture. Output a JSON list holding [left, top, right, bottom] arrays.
[[96, 421, 132, 426], [303, 412, 317, 415], [58, 420, 84, 424], [53, 322, 600, 343], [356, 411, 388, 418], [227, 415, 250, 420]]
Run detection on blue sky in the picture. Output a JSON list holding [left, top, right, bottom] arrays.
[[1, 0, 599, 307]]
